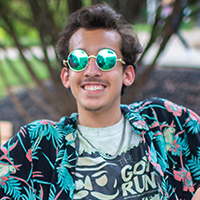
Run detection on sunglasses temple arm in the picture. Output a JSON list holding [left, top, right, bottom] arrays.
[[117, 59, 126, 65], [63, 60, 68, 67]]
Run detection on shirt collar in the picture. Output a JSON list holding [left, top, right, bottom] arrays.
[[121, 104, 149, 133], [59, 104, 149, 134]]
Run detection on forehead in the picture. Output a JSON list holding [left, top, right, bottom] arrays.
[[69, 28, 122, 55]]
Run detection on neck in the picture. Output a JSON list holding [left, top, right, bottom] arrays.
[[77, 107, 122, 128]]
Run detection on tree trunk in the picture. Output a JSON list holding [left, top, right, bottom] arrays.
[[67, 0, 82, 14], [92, 0, 102, 4], [123, 0, 146, 22], [122, 0, 186, 104]]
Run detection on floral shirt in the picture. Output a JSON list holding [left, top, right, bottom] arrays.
[[0, 98, 200, 199]]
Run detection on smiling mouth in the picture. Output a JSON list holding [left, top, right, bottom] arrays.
[[83, 85, 105, 91]]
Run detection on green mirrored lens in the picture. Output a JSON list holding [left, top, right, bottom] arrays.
[[68, 50, 88, 71], [96, 49, 116, 71]]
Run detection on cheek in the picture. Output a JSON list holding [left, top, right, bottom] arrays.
[[68, 74, 81, 95], [110, 72, 124, 91], [68, 76, 75, 90], [68, 71, 79, 85]]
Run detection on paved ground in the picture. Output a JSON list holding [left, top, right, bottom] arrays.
[[138, 27, 200, 68]]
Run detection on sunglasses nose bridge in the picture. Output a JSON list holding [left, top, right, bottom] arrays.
[[84, 55, 101, 75], [88, 55, 96, 60], [87, 55, 98, 69], [87, 55, 98, 68]]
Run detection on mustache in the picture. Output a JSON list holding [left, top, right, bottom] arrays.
[[80, 77, 109, 85]]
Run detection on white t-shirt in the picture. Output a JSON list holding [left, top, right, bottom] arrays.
[[74, 116, 161, 200], [77, 115, 141, 156]]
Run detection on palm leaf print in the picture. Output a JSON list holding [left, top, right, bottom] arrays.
[[188, 155, 200, 180], [48, 185, 56, 200], [57, 148, 75, 198], [186, 119, 200, 135], [1, 177, 21, 199]]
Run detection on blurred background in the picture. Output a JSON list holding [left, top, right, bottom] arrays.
[[0, 0, 200, 144]]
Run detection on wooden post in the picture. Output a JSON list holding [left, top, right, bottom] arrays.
[[0, 121, 13, 145]]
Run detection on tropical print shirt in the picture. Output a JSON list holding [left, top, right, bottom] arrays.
[[0, 98, 200, 200]]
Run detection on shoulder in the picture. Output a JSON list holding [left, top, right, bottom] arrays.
[[18, 116, 77, 147], [122, 97, 200, 128], [128, 97, 182, 111], [24, 116, 76, 133], [123, 97, 184, 115]]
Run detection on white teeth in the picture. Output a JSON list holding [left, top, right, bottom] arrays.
[[84, 85, 104, 91]]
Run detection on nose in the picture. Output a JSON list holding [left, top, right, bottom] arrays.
[[83, 57, 102, 77]]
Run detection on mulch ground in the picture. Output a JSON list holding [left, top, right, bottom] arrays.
[[132, 66, 200, 115]]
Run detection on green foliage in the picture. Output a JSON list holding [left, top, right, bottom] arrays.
[[0, 26, 14, 46], [0, 1, 38, 46], [83, 0, 92, 6], [0, 0, 93, 46], [135, 23, 152, 32], [0, 58, 50, 98]]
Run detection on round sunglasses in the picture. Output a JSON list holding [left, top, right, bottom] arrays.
[[63, 48, 126, 72]]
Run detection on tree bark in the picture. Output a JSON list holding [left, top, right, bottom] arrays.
[[67, 0, 82, 14], [122, 0, 187, 104], [92, 0, 102, 4], [123, 0, 146, 22]]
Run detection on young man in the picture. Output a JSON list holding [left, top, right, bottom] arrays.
[[0, 4, 200, 200]]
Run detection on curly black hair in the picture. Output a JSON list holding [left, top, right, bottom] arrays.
[[56, 4, 143, 70]]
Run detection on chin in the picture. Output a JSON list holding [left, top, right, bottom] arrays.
[[83, 105, 103, 112]]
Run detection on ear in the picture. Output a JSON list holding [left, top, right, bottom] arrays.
[[60, 67, 70, 88], [123, 65, 135, 86]]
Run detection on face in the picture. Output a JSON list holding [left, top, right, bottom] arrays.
[[61, 28, 135, 115]]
